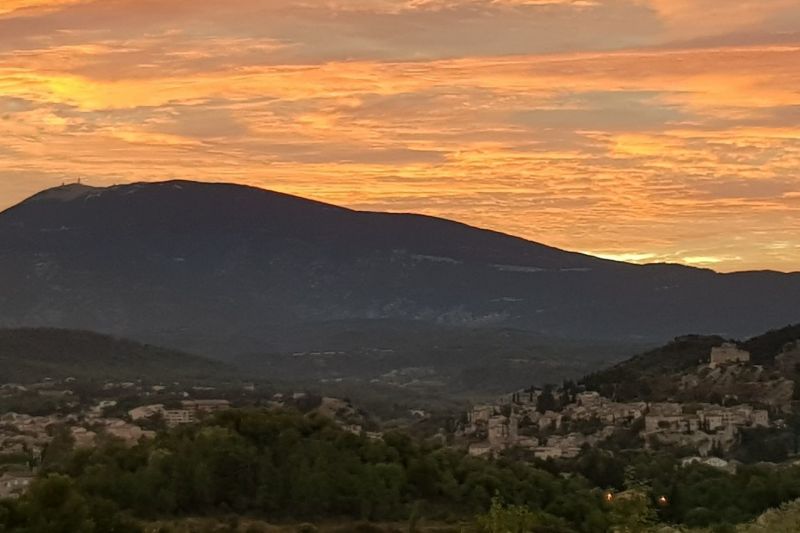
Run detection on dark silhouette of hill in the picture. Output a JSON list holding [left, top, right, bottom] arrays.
[[0, 328, 230, 382], [581, 323, 800, 401], [0, 180, 798, 359]]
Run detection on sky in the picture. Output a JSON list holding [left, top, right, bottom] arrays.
[[1, 1, 799, 272]]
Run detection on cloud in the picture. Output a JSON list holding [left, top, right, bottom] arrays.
[[641, 0, 800, 38], [0, 0, 799, 272], [0, 0, 89, 17]]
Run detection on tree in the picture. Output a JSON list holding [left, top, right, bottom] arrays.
[[476, 495, 539, 533], [537, 387, 557, 414], [607, 491, 657, 533], [41, 425, 75, 470], [15, 474, 96, 533]]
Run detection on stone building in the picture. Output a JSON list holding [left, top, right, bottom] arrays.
[[775, 341, 800, 374], [0, 472, 34, 499], [487, 415, 518, 449], [710, 343, 750, 368]]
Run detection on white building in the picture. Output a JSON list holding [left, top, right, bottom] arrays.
[[164, 409, 195, 426]]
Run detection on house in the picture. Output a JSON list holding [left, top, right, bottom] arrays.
[[341, 424, 363, 435], [576, 391, 603, 408], [468, 405, 494, 425], [129, 404, 165, 421], [538, 411, 562, 431], [163, 409, 195, 426], [180, 399, 231, 413], [751, 410, 769, 427], [546, 433, 588, 458], [533, 447, 562, 460], [710, 343, 750, 368], [104, 423, 155, 445], [487, 415, 518, 449], [0, 472, 34, 499], [70, 427, 97, 448], [701, 413, 726, 431], [644, 414, 699, 433], [681, 456, 735, 472], [516, 436, 539, 450], [468, 442, 493, 458]]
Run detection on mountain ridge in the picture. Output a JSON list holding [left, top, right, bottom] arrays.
[[0, 327, 231, 382], [8, 180, 796, 275], [1, 179, 799, 358]]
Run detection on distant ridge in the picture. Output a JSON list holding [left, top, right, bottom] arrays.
[[0, 328, 230, 382], [0, 180, 799, 359]]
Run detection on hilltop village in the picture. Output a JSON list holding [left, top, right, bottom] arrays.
[[463, 342, 792, 464], [0, 379, 372, 500]]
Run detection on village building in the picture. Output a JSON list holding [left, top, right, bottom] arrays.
[[709, 343, 750, 368], [538, 411, 563, 431], [775, 341, 800, 374], [96, 418, 156, 445], [545, 434, 586, 458], [463, 383, 776, 462], [533, 447, 562, 460], [70, 426, 97, 448], [0, 472, 34, 499], [516, 436, 539, 450], [576, 391, 604, 408], [163, 409, 195, 426], [468, 442, 493, 458], [129, 404, 165, 421], [181, 399, 231, 412], [487, 415, 518, 450], [127, 399, 231, 427], [467, 405, 494, 427]]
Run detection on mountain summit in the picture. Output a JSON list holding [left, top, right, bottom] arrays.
[[1, 180, 798, 356]]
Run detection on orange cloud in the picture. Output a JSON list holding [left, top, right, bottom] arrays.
[[642, 0, 799, 37], [0, 0, 90, 16], [0, 1, 799, 272]]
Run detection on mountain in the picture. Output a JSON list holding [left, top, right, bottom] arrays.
[[0, 180, 799, 361], [0, 328, 230, 383]]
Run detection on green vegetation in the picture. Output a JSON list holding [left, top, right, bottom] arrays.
[[4, 410, 800, 532], [557, 449, 800, 529], [0, 409, 611, 532], [581, 335, 724, 401], [742, 324, 800, 365]]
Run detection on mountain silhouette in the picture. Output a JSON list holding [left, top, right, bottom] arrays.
[[1, 180, 798, 358]]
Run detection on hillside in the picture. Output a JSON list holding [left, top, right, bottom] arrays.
[[581, 324, 800, 404], [0, 328, 230, 383], [1, 180, 799, 362]]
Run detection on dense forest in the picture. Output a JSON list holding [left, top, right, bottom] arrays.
[[3, 409, 800, 532]]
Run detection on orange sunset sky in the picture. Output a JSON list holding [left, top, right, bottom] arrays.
[[1, 0, 799, 272]]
